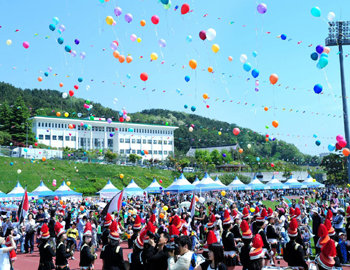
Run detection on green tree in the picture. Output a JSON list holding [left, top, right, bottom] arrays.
[[178, 158, 190, 170], [105, 150, 117, 163], [320, 153, 347, 184], [210, 149, 222, 165], [129, 154, 142, 164], [0, 131, 11, 145], [0, 102, 11, 133]]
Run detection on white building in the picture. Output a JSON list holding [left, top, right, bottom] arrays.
[[32, 116, 177, 160]]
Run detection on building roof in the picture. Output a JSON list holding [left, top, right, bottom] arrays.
[[33, 116, 178, 129], [186, 144, 239, 157]]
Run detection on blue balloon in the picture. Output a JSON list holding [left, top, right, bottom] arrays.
[[313, 84, 323, 94], [251, 69, 259, 78], [119, 111, 123, 116], [126, 74, 131, 79], [109, 133, 114, 137], [65, 45, 71, 53], [38, 199, 44, 204], [57, 37, 64, 45], [191, 106, 196, 112], [160, 0, 169, 4], [318, 57, 328, 69], [141, 150, 145, 156], [49, 24, 56, 31], [316, 45, 324, 54], [83, 152, 87, 155], [24, 148, 28, 152], [315, 140, 321, 146], [243, 62, 252, 72], [44, 72, 49, 77], [256, 157, 260, 162], [186, 35, 193, 42], [328, 144, 335, 151], [281, 34, 287, 40], [320, 53, 328, 58], [122, 201, 126, 207], [10, 162, 13, 166], [74, 39, 80, 45], [311, 6, 321, 17], [252, 51, 258, 57], [185, 76, 190, 82], [78, 77, 83, 82], [184, 104, 188, 109], [310, 52, 318, 61]]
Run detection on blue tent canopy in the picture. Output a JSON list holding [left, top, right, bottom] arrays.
[[55, 181, 82, 197], [248, 176, 268, 190], [284, 175, 304, 189], [165, 174, 194, 192], [144, 178, 163, 194], [124, 179, 144, 196], [31, 180, 56, 197], [228, 176, 249, 190], [195, 172, 226, 191]]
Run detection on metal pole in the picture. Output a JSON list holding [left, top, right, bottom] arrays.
[[338, 43, 350, 184], [26, 122, 28, 148]]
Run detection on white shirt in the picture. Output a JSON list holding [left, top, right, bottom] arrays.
[[0, 247, 11, 270], [168, 250, 194, 270]]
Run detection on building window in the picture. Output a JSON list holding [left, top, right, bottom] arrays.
[[126, 149, 130, 154], [132, 150, 136, 154], [48, 123, 51, 128], [108, 139, 113, 148], [71, 136, 76, 141], [158, 140, 162, 144], [137, 139, 141, 144], [159, 151, 163, 155], [153, 140, 157, 144], [143, 139, 146, 144], [164, 151, 168, 154], [125, 139, 130, 143], [164, 141, 167, 145], [58, 136, 63, 141], [154, 150, 157, 154], [92, 127, 95, 131], [39, 134, 43, 140], [149, 150, 152, 154], [169, 151, 173, 155], [38, 122, 41, 127], [94, 139, 99, 148], [132, 139, 135, 144], [55, 124, 57, 128], [168, 141, 172, 145], [147, 140, 152, 144], [52, 135, 57, 140], [65, 136, 70, 141], [45, 135, 50, 140], [120, 138, 124, 143], [120, 149, 124, 154], [45, 123, 47, 127], [137, 150, 141, 154]]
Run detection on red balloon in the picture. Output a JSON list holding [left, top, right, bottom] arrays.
[[119, 117, 124, 122], [151, 15, 159, 25], [336, 142, 342, 150], [199, 30, 206, 41], [339, 140, 347, 148], [159, 180, 163, 184], [270, 163, 275, 167], [54, 196, 59, 201], [265, 134, 269, 138], [181, 3, 190, 14], [34, 142, 38, 146], [140, 72, 148, 81], [74, 85, 79, 90], [69, 90, 74, 96], [206, 105, 210, 108]]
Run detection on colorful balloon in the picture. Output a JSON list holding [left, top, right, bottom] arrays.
[[313, 84, 323, 94], [269, 74, 278, 85], [181, 3, 190, 14], [233, 128, 240, 136], [150, 53, 158, 60], [272, 120, 279, 128], [240, 54, 247, 63], [140, 20, 146, 27], [23, 41, 29, 49], [185, 76, 190, 82], [158, 39, 166, 48], [189, 59, 197, 69], [343, 148, 350, 157], [206, 28, 216, 41], [211, 44, 220, 53], [151, 15, 159, 24], [311, 6, 321, 17], [327, 12, 336, 22], [114, 7, 122, 16], [126, 56, 133, 63], [243, 62, 252, 72], [140, 72, 148, 81], [199, 30, 206, 41], [125, 13, 133, 23], [106, 16, 114, 25], [251, 69, 259, 78], [49, 24, 56, 31], [191, 106, 196, 112], [257, 3, 267, 14]]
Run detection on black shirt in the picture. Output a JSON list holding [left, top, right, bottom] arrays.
[[147, 247, 169, 270], [100, 244, 126, 270], [39, 241, 55, 270]]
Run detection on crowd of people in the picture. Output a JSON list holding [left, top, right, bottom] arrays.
[[0, 187, 348, 270]]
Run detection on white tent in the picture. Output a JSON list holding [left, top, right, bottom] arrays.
[[165, 174, 194, 192], [144, 178, 163, 194], [284, 175, 305, 189], [301, 175, 325, 188], [267, 175, 288, 190], [228, 176, 250, 190], [194, 173, 226, 191], [8, 181, 25, 195], [193, 176, 200, 185], [97, 180, 120, 199], [124, 179, 144, 196], [31, 180, 56, 197], [248, 176, 269, 190], [55, 181, 82, 201], [214, 176, 227, 187]]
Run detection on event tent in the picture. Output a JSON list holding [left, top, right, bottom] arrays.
[[267, 175, 287, 190], [214, 176, 228, 189], [248, 176, 269, 190], [55, 181, 82, 200], [144, 178, 163, 194], [192, 176, 200, 185], [301, 175, 325, 188], [123, 179, 144, 196], [284, 175, 305, 189], [228, 176, 250, 190], [31, 180, 56, 197], [194, 173, 226, 192], [97, 180, 120, 199], [7, 181, 25, 195], [165, 173, 194, 192]]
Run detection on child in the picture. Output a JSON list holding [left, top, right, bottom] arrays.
[[5, 226, 16, 264], [339, 232, 350, 264], [301, 226, 312, 258], [126, 225, 133, 249], [66, 222, 79, 260]]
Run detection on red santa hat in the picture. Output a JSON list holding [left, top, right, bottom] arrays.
[[326, 210, 333, 221], [168, 224, 180, 241], [223, 210, 232, 225], [288, 218, 298, 237], [203, 230, 218, 251], [109, 220, 120, 240], [346, 206, 350, 218], [256, 208, 267, 221], [172, 215, 182, 230], [150, 214, 156, 224], [240, 220, 252, 239], [54, 222, 65, 237], [316, 239, 336, 270], [135, 228, 147, 249], [104, 213, 113, 227], [242, 207, 250, 219], [207, 214, 216, 228], [84, 222, 92, 236], [144, 222, 157, 243], [294, 208, 301, 219], [249, 234, 264, 260], [324, 219, 335, 236], [318, 224, 330, 248], [133, 215, 142, 230], [254, 206, 260, 217], [289, 208, 295, 219], [267, 208, 274, 218], [231, 209, 238, 219], [41, 223, 50, 239]]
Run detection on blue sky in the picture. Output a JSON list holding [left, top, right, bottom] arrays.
[[0, 0, 350, 155]]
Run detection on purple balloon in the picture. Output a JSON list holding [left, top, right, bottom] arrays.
[[114, 7, 122, 16], [125, 13, 133, 23], [257, 3, 267, 14], [74, 39, 80, 45], [316, 45, 324, 54], [80, 52, 86, 60], [70, 50, 77, 57], [199, 30, 206, 41], [158, 39, 166, 48]]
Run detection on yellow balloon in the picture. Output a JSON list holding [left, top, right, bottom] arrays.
[[106, 16, 114, 25], [212, 44, 220, 53], [6, 40, 12, 46], [313, 179, 316, 182], [250, 207, 255, 212], [137, 37, 142, 43], [120, 174, 124, 179], [218, 131, 222, 135], [64, 112, 69, 117], [67, 181, 71, 186], [163, 206, 168, 211], [221, 191, 226, 196], [150, 52, 158, 61]]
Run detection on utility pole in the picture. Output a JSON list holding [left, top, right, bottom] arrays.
[[326, 21, 350, 183]]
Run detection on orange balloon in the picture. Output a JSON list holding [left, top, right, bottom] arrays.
[[272, 120, 279, 128], [59, 200, 63, 205], [144, 150, 149, 155], [80, 206, 84, 211], [113, 50, 120, 59], [269, 74, 279, 85], [56, 112, 61, 117], [59, 82, 64, 87], [159, 213, 165, 219], [208, 66, 213, 73], [38, 77, 43, 82], [264, 107, 269, 111], [42, 157, 46, 162], [68, 124, 73, 129], [166, 192, 170, 196], [140, 20, 146, 27], [203, 93, 209, 99], [343, 148, 350, 157], [323, 47, 331, 54], [239, 148, 243, 154], [265, 138, 269, 142], [228, 56, 233, 61], [126, 56, 133, 63], [119, 55, 125, 63], [189, 59, 197, 69]]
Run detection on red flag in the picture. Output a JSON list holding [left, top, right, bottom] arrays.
[[18, 188, 29, 224], [101, 191, 124, 218]]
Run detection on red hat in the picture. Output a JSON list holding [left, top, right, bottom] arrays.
[[223, 210, 232, 225], [231, 209, 238, 219], [133, 215, 142, 230], [256, 208, 267, 221], [254, 206, 260, 217], [203, 230, 218, 251], [104, 213, 113, 227], [316, 239, 336, 270], [326, 211, 333, 221], [54, 222, 65, 237], [294, 208, 301, 219], [318, 224, 330, 248], [267, 208, 274, 218], [249, 234, 264, 260], [84, 222, 92, 236], [242, 207, 250, 219], [289, 208, 295, 219], [346, 206, 350, 218], [135, 228, 147, 249], [207, 214, 216, 228], [168, 224, 180, 239], [144, 221, 157, 243], [324, 219, 335, 236], [41, 223, 50, 239], [288, 218, 298, 237], [150, 214, 156, 224], [172, 215, 182, 229], [109, 220, 120, 240], [240, 220, 252, 239]]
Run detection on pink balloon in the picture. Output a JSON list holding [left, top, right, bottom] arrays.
[[336, 135, 344, 142], [339, 140, 347, 148], [23, 41, 29, 49], [233, 128, 240, 136]]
